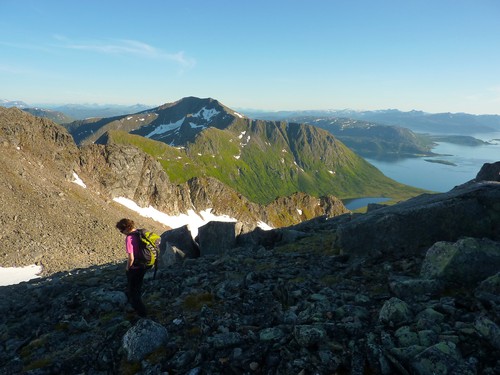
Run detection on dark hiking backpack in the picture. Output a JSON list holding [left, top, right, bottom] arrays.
[[133, 229, 161, 277]]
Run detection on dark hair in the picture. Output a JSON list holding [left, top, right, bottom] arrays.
[[116, 218, 135, 233]]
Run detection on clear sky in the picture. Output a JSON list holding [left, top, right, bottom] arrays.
[[1, 0, 499, 114]]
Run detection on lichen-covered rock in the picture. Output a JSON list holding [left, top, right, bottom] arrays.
[[474, 271, 500, 304], [409, 341, 462, 375], [420, 237, 500, 286], [293, 325, 327, 347], [122, 319, 169, 362], [474, 316, 500, 350], [206, 332, 242, 349], [379, 298, 413, 328]]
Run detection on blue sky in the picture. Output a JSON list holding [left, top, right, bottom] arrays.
[[1, 0, 499, 114]]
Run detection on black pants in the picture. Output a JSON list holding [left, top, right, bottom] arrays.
[[126, 267, 147, 317]]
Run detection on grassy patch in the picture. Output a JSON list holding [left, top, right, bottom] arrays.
[[23, 357, 53, 372], [276, 232, 338, 256], [182, 292, 214, 310]]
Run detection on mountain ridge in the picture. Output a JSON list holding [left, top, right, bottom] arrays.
[[64, 97, 424, 204]]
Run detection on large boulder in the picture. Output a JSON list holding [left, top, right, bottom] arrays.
[[197, 221, 242, 256], [161, 225, 200, 260], [332, 181, 500, 257], [378, 297, 413, 328], [122, 319, 169, 362], [475, 161, 500, 182], [420, 237, 500, 286]]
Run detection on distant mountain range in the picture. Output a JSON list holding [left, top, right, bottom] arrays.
[[0, 99, 29, 108], [0, 99, 151, 120], [288, 116, 436, 160], [242, 109, 500, 135], [63, 96, 423, 204]]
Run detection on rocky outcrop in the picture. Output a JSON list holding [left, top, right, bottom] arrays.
[[420, 237, 500, 286], [475, 161, 500, 182], [332, 181, 500, 257]]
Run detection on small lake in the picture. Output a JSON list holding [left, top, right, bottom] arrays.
[[343, 197, 391, 210]]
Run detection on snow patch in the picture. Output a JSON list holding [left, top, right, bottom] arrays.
[[146, 118, 184, 138], [297, 209, 303, 215], [193, 107, 220, 121], [113, 197, 273, 239], [72, 172, 87, 188], [189, 122, 206, 129], [234, 111, 244, 118], [0, 265, 42, 286]]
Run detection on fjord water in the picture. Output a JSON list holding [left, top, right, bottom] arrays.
[[367, 132, 500, 193]]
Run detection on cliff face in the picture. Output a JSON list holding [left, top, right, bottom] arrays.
[[79, 143, 349, 228]]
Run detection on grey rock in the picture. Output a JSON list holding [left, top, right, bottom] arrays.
[[389, 276, 443, 300], [161, 225, 200, 260], [410, 341, 462, 375], [122, 319, 169, 362], [395, 326, 419, 347], [475, 271, 500, 304], [259, 327, 286, 342], [474, 316, 500, 350], [293, 325, 327, 347], [475, 161, 500, 182], [379, 297, 413, 328], [206, 332, 242, 349], [332, 182, 500, 257], [420, 237, 500, 286], [197, 221, 239, 256]]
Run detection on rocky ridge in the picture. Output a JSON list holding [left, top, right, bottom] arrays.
[[0, 164, 499, 374]]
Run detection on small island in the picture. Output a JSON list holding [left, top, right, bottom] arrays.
[[429, 135, 490, 146], [424, 159, 457, 166]]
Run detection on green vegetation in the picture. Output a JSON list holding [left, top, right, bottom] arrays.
[[106, 118, 426, 205], [276, 231, 339, 256], [182, 292, 214, 310]]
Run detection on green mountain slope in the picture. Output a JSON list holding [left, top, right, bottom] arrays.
[[289, 117, 435, 160], [105, 118, 425, 204]]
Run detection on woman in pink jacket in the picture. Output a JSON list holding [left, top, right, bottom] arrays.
[[116, 218, 147, 317]]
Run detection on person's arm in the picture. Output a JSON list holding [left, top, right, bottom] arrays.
[[126, 252, 134, 270], [125, 235, 135, 270]]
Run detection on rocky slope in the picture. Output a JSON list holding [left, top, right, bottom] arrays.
[[0, 165, 499, 374], [0, 107, 166, 274]]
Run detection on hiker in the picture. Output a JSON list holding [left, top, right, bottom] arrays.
[[116, 218, 149, 317]]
